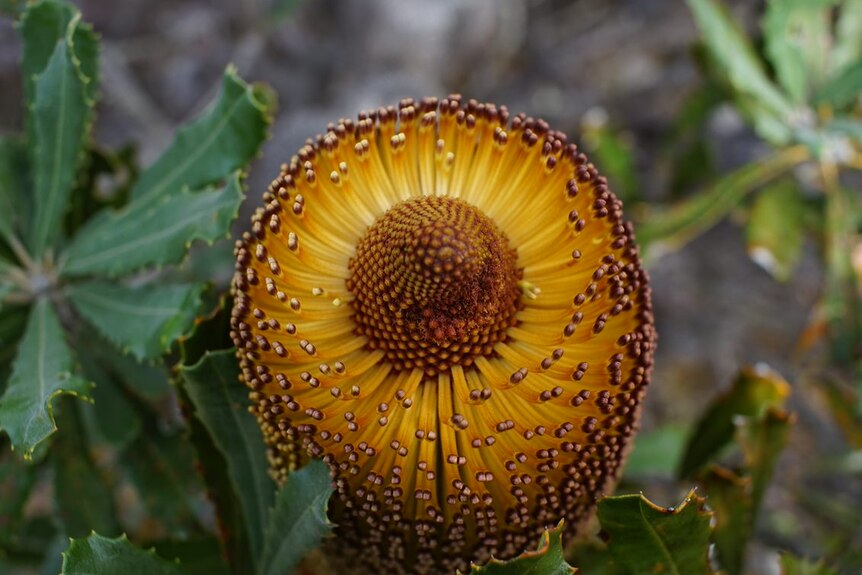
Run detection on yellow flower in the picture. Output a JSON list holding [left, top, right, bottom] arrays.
[[231, 96, 655, 574]]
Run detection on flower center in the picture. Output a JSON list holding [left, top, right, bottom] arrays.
[[346, 196, 522, 376]]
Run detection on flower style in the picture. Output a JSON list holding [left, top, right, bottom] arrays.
[[231, 96, 655, 574]]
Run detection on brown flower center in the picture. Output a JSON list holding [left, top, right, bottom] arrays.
[[346, 196, 522, 376]]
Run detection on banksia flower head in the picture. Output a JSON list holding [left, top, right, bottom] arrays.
[[231, 96, 655, 574]]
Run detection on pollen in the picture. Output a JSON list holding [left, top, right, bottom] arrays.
[[231, 95, 656, 575]]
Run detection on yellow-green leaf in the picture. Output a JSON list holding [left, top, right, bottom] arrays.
[[746, 180, 808, 281]]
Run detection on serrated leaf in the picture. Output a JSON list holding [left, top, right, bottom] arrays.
[[27, 14, 98, 257], [61, 533, 184, 575], [779, 553, 839, 575], [465, 522, 576, 575], [131, 67, 271, 203], [0, 299, 91, 458], [687, 0, 795, 133], [66, 281, 204, 361], [746, 180, 808, 281], [598, 490, 714, 575], [0, 135, 30, 242], [151, 538, 230, 575], [832, 0, 862, 74], [260, 459, 334, 575], [52, 401, 120, 538], [639, 147, 807, 261], [764, 0, 835, 105], [180, 350, 273, 567], [61, 171, 244, 277], [679, 364, 790, 478]]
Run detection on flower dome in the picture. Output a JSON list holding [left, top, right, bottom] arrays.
[[231, 96, 655, 574]]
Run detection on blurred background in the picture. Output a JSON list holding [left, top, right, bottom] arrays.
[[0, 0, 858, 573]]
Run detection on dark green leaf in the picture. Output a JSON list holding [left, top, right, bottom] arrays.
[[131, 68, 272, 203], [697, 466, 751, 575], [180, 350, 273, 566], [60, 533, 184, 575], [66, 281, 204, 361], [0, 135, 30, 242], [122, 424, 207, 537], [151, 538, 230, 575], [52, 400, 120, 538], [77, 347, 142, 450], [598, 490, 713, 575], [62, 171, 245, 277], [0, 304, 29, 391], [465, 522, 576, 574], [639, 147, 807, 261], [0, 450, 38, 546], [259, 459, 334, 575], [678, 364, 790, 478], [746, 180, 808, 281], [0, 299, 92, 458], [779, 553, 839, 575], [817, 60, 862, 110], [20, 1, 76, 109], [764, 0, 835, 104], [26, 14, 98, 256], [686, 0, 795, 133]]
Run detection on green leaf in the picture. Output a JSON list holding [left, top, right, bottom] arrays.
[[597, 490, 714, 575], [465, 522, 576, 574], [52, 400, 120, 538], [816, 60, 862, 110], [0, 299, 91, 458], [26, 13, 99, 257], [696, 466, 751, 575], [77, 346, 142, 450], [0, 451, 38, 546], [61, 533, 184, 575], [623, 424, 689, 480], [737, 407, 794, 513], [150, 538, 231, 575], [832, 0, 862, 75], [259, 459, 334, 575], [62, 171, 245, 277], [763, 0, 835, 105], [746, 180, 808, 281], [131, 67, 272, 203], [678, 364, 790, 478], [687, 0, 795, 130], [638, 146, 808, 261], [66, 281, 204, 361], [122, 424, 208, 537], [0, 304, 29, 391], [180, 350, 273, 567], [779, 553, 839, 575], [0, 135, 30, 243]]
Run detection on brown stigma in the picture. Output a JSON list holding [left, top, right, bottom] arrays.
[[346, 196, 522, 376]]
